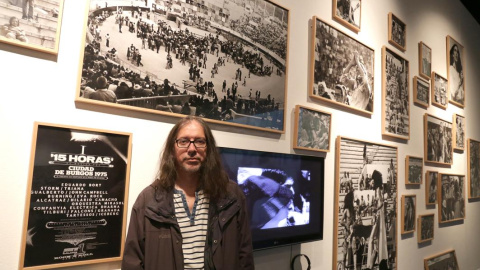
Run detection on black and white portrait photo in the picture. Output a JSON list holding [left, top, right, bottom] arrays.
[[439, 174, 465, 223], [388, 12, 406, 51], [447, 35, 465, 108], [293, 105, 331, 152], [417, 214, 434, 243], [310, 17, 374, 115], [76, 0, 289, 132], [333, 0, 361, 32], [425, 250, 459, 270], [468, 139, 480, 199], [426, 171, 438, 206], [414, 76, 429, 108], [453, 114, 465, 150], [382, 46, 409, 140], [406, 156, 423, 185], [431, 72, 448, 109], [334, 137, 397, 270], [401, 195, 416, 234], [419, 41, 432, 80], [424, 114, 453, 165]]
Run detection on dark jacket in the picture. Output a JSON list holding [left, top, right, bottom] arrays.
[[121, 181, 255, 270]]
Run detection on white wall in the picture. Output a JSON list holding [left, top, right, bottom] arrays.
[[1, 0, 479, 269]]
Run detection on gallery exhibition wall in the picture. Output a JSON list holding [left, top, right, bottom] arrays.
[[1, 0, 480, 269]]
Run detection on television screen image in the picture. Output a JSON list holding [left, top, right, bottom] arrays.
[[219, 147, 324, 250]]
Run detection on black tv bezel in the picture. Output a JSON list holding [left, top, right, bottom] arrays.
[[218, 147, 325, 250]]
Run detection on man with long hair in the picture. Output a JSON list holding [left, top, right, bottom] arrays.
[[122, 116, 254, 269]]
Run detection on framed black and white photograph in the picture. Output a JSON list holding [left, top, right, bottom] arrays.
[[75, 0, 289, 133], [19, 122, 132, 270], [388, 12, 406, 52], [467, 139, 480, 199], [413, 76, 429, 109], [332, 0, 361, 32], [401, 195, 416, 234], [419, 41, 432, 80], [453, 114, 465, 151], [447, 35, 465, 108], [417, 213, 434, 243], [0, 0, 64, 54], [334, 136, 397, 270], [293, 105, 331, 152], [406, 155, 423, 185], [438, 173, 465, 224], [425, 170, 438, 206], [310, 16, 374, 115], [425, 250, 459, 270], [382, 46, 410, 140], [431, 72, 448, 109], [424, 114, 453, 166]]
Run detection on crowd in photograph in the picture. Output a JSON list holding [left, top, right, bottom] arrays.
[[426, 122, 452, 164], [385, 54, 409, 136], [440, 176, 465, 221]]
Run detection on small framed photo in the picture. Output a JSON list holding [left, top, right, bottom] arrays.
[[419, 42, 432, 80], [453, 114, 465, 151], [447, 35, 466, 108], [388, 12, 406, 52], [425, 171, 438, 206], [406, 155, 423, 185], [413, 76, 430, 109], [417, 213, 434, 243], [382, 46, 410, 140], [332, 0, 362, 32], [424, 114, 453, 166], [467, 139, 480, 199], [424, 250, 459, 270], [401, 195, 416, 234], [438, 173, 465, 223], [293, 105, 332, 152], [431, 72, 448, 109]]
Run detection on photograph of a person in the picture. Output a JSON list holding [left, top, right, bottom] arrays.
[[467, 139, 480, 199], [310, 16, 374, 115], [413, 76, 429, 108], [406, 155, 423, 185], [431, 72, 448, 109], [382, 46, 410, 140], [334, 136, 397, 270], [0, 0, 64, 54], [332, 0, 361, 32], [419, 41, 432, 80], [76, 0, 289, 133], [424, 114, 453, 165], [401, 195, 416, 234], [293, 105, 331, 152], [447, 35, 465, 108], [453, 114, 465, 151], [388, 12, 406, 52], [424, 250, 459, 270], [438, 173, 465, 223], [417, 213, 434, 243], [425, 171, 438, 206]]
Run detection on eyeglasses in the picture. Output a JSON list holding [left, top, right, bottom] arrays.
[[175, 138, 207, 148]]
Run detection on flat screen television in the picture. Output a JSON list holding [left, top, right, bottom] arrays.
[[219, 147, 324, 250]]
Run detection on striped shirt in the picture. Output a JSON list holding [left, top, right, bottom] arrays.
[[173, 189, 210, 269]]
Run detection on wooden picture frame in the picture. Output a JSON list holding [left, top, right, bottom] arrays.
[[0, 0, 64, 54], [419, 42, 432, 80], [447, 35, 465, 108], [431, 72, 448, 109], [75, 0, 289, 133], [293, 105, 332, 152], [467, 139, 480, 199], [388, 12, 406, 52], [425, 170, 438, 206], [332, 0, 361, 32], [401, 195, 416, 234], [452, 114, 465, 151], [19, 122, 132, 270], [310, 16, 374, 116], [438, 173, 466, 223], [334, 136, 397, 270], [424, 113, 453, 165], [424, 250, 459, 270], [417, 213, 434, 243], [406, 155, 423, 185], [413, 76, 429, 109], [382, 46, 410, 140]]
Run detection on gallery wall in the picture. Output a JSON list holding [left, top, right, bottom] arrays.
[[1, 0, 480, 269]]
